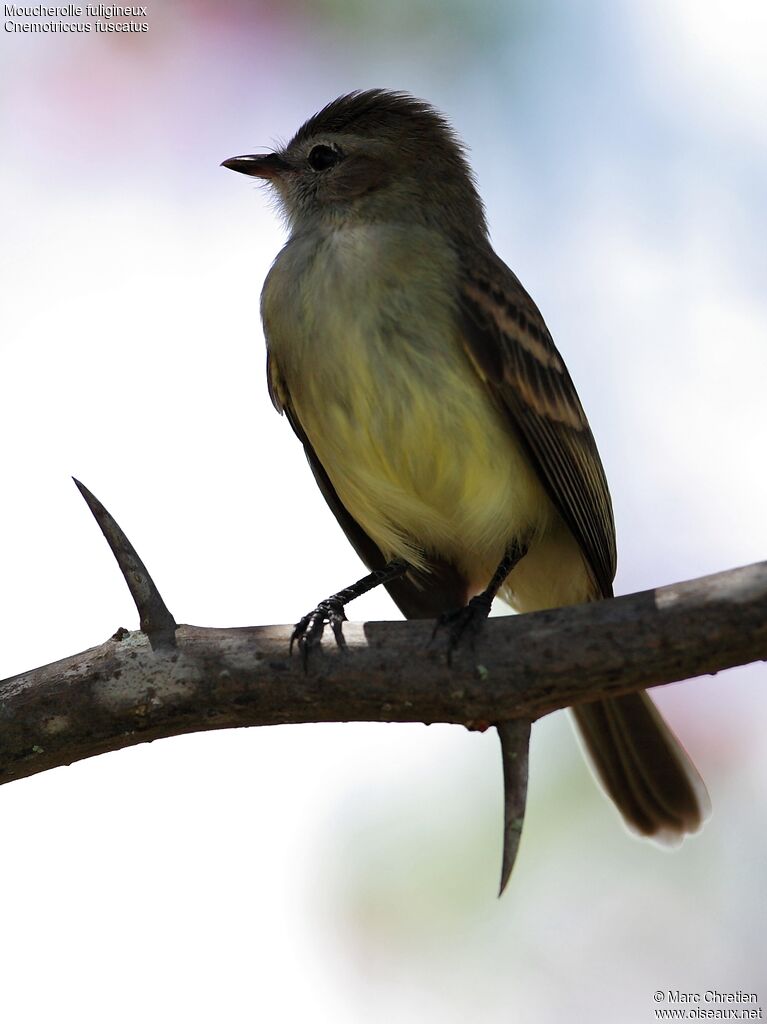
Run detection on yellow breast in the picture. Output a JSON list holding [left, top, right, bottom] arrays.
[[262, 223, 558, 589]]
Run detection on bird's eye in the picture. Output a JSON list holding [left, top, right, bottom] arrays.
[[308, 144, 340, 171]]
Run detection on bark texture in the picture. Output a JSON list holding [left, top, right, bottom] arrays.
[[2, 560, 765, 786]]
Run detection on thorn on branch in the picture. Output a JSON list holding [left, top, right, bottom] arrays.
[[73, 477, 178, 650], [497, 718, 532, 895]]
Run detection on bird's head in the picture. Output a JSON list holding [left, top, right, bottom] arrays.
[[222, 89, 487, 242]]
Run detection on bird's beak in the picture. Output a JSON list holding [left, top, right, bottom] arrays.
[[221, 153, 290, 179]]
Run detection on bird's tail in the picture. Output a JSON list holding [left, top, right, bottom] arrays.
[[572, 691, 709, 839]]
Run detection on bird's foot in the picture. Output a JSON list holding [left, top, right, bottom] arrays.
[[433, 592, 493, 665], [290, 597, 347, 667]]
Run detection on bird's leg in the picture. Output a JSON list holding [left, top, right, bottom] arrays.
[[436, 539, 528, 663], [291, 558, 410, 665]]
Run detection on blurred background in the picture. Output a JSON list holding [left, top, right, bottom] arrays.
[[1, 1, 765, 1020]]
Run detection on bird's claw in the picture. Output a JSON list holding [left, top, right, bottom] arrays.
[[290, 598, 348, 667], [435, 593, 493, 665]]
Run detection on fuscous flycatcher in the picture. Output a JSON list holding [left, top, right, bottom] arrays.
[[223, 90, 708, 890]]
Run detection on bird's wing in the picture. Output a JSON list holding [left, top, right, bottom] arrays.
[[266, 351, 471, 619], [458, 250, 616, 597]]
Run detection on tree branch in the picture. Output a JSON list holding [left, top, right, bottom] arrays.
[[2, 559, 765, 786]]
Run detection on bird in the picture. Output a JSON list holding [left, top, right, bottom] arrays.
[[222, 89, 708, 892]]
